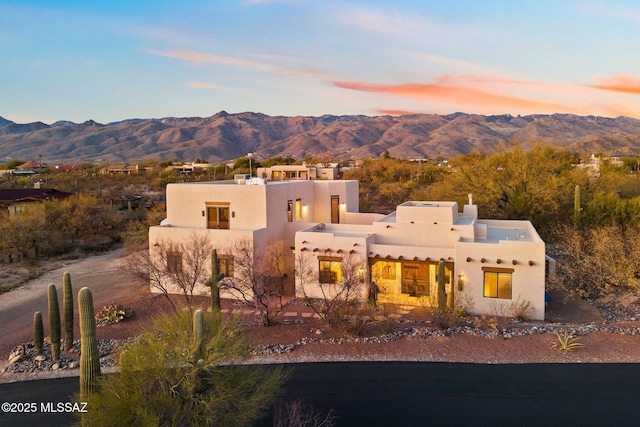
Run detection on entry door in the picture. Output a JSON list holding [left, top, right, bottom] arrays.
[[330, 196, 340, 223], [401, 262, 429, 296]]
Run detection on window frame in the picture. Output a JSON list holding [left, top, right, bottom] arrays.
[[318, 256, 342, 284], [166, 251, 183, 274], [217, 254, 234, 278], [482, 267, 513, 299], [206, 202, 230, 229], [381, 261, 396, 280], [295, 198, 302, 221]]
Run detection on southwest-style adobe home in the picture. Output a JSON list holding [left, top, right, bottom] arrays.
[[150, 178, 551, 320]]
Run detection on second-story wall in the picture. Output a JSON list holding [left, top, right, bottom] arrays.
[[166, 182, 269, 230]]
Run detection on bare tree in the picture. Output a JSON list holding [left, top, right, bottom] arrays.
[[124, 233, 212, 312], [221, 239, 288, 326], [296, 252, 369, 335]]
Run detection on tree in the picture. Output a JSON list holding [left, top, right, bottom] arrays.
[[124, 233, 213, 312], [426, 144, 587, 237], [79, 309, 288, 426], [296, 252, 369, 336], [45, 194, 121, 250], [550, 223, 640, 298], [221, 239, 288, 326], [0, 207, 49, 261]]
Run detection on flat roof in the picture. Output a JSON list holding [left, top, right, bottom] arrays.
[[485, 227, 534, 243]]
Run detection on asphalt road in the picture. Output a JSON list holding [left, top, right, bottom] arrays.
[[2, 362, 640, 426]]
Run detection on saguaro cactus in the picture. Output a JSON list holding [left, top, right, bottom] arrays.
[[574, 184, 581, 228], [34, 311, 44, 354], [206, 249, 225, 315], [78, 287, 101, 399], [437, 260, 446, 311], [47, 284, 61, 360], [193, 309, 206, 362], [63, 272, 74, 351]]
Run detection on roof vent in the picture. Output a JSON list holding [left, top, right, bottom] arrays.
[[316, 223, 326, 231]]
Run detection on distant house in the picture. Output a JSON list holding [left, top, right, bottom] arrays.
[[150, 179, 552, 320], [55, 164, 80, 172], [167, 162, 215, 174], [16, 160, 46, 172], [574, 154, 624, 177], [0, 187, 73, 216], [100, 164, 152, 174], [257, 162, 339, 181], [101, 194, 143, 210]]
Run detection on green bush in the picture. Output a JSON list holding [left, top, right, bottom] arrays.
[[79, 309, 288, 426]]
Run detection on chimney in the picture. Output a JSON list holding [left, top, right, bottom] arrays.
[[468, 193, 473, 205]]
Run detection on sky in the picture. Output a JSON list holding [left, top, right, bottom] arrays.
[[2, 0, 640, 124]]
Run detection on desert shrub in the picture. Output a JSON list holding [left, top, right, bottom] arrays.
[[454, 291, 475, 317], [509, 297, 534, 321], [273, 400, 336, 427], [95, 303, 133, 326], [79, 309, 288, 426], [430, 308, 458, 330]]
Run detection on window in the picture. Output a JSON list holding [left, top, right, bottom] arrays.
[[319, 257, 342, 284], [206, 203, 230, 229], [295, 198, 302, 221], [287, 200, 293, 222], [330, 196, 340, 224], [167, 251, 183, 274], [483, 268, 513, 299], [381, 261, 396, 279], [218, 255, 234, 278]]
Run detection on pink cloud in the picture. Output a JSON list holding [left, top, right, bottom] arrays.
[[586, 75, 640, 95], [188, 82, 220, 89], [148, 49, 270, 69], [335, 78, 577, 114]]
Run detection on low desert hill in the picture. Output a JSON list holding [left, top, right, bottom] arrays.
[[1, 111, 640, 163]]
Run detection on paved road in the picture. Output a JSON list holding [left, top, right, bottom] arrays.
[[2, 362, 640, 426]]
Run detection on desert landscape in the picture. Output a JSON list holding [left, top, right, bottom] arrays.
[[2, 248, 640, 385]]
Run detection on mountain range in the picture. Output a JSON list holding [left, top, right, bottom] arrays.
[[1, 111, 640, 164]]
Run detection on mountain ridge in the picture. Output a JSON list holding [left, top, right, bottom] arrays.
[[1, 112, 639, 163]]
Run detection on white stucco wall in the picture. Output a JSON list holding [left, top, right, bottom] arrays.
[[455, 230, 546, 320]]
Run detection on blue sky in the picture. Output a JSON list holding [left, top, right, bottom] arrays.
[[2, 0, 640, 123]]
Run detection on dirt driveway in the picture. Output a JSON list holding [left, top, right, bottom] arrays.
[[0, 248, 150, 357]]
